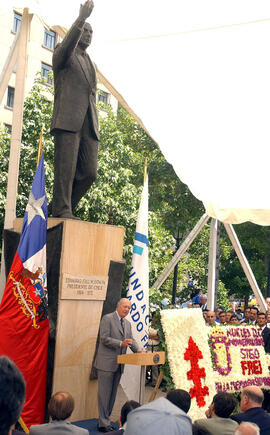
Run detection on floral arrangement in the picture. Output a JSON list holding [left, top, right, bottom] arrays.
[[210, 325, 270, 392], [161, 308, 270, 421], [160, 308, 216, 419]]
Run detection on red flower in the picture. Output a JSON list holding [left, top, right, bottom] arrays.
[[185, 337, 209, 408]]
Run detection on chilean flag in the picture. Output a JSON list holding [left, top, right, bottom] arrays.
[[0, 154, 49, 428]]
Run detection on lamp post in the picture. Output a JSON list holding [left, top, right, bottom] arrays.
[[172, 227, 181, 305]]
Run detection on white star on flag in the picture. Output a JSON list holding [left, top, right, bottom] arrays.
[[26, 192, 46, 226], [34, 288, 41, 297]]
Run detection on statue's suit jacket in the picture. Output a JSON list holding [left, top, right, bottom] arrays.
[[51, 17, 99, 140], [95, 312, 139, 373], [29, 420, 89, 435]]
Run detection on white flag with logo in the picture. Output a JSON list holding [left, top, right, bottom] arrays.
[[120, 171, 149, 401]]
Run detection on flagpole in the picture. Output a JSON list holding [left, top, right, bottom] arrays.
[[18, 416, 29, 434], [120, 159, 149, 402], [15, 136, 47, 432], [37, 124, 44, 167], [144, 158, 148, 183]]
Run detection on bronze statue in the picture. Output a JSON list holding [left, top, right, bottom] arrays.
[[50, 0, 99, 219]]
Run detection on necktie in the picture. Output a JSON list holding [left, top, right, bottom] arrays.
[[120, 318, 124, 331]]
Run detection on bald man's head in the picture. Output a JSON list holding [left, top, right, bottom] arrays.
[[240, 386, 264, 412], [117, 298, 131, 318], [206, 311, 216, 326], [235, 422, 260, 435], [48, 392, 75, 421]]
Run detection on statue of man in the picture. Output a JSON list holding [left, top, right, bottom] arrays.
[[50, 0, 99, 219]]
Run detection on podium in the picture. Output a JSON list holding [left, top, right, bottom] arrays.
[[118, 352, 165, 404]]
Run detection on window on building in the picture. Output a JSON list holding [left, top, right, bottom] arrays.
[[98, 90, 109, 106], [6, 87, 15, 108], [13, 12, 22, 33], [44, 28, 56, 50], [41, 62, 52, 85], [4, 124, 12, 134]]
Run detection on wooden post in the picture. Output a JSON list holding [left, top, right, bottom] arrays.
[[148, 370, 163, 403], [224, 223, 268, 311], [151, 214, 209, 291], [0, 9, 32, 300], [207, 219, 219, 310], [4, 8, 31, 229], [0, 31, 19, 104], [214, 220, 221, 306]]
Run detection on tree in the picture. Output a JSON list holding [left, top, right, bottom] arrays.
[[219, 223, 270, 300], [0, 75, 178, 291], [1, 73, 268, 305]]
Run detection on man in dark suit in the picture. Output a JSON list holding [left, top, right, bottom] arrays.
[[95, 299, 140, 432], [248, 307, 258, 325], [240, 307, 251, 324], [257, 312, 270, 353], [51, 0, 99, 219], [231, 386, 270, 435]]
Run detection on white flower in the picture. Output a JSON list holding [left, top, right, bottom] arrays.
[[161, 309, 270, 421]]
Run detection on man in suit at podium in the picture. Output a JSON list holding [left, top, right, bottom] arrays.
[[95, 298, 140, 432]]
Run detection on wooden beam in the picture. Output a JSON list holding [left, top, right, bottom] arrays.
[[224, 223, 268, 311], [148, 370, 163, 403], [0, 9, 32, 301], [151, 214, 210, 291], [0, 31, 19, 105], [4, 8, 32, 229], [207, 219, 218, 310]]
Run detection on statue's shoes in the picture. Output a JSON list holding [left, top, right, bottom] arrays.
[[53, 212, 80, 220]]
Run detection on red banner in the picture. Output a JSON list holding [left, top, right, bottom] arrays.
[[0, 253, 49, 428]]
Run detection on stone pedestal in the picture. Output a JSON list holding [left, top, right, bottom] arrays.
[[13, 218, 125, 421]]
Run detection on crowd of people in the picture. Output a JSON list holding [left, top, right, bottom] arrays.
[[2, 353, 270, 435], [203, 306, 270, 329], [2, 294, 270, 435], [165, 288, 270, 354], [202, 304, 270, 355]]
